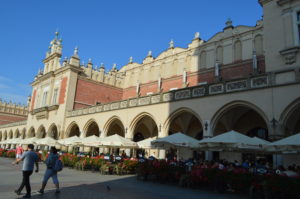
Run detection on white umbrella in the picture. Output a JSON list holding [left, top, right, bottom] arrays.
[[6, 138, 22, 145], [198, 130, 268, 151], [137, 137, 157, 149], [20, 137, 39, 145], [81, 135, 102, 146], [0, 139, 8, 144], [35, 137, 58, 146], [98, 134, 137, 148], [151, 132, 199, 149], [266, 133, 300, 152], [57, 136, 81, 146]]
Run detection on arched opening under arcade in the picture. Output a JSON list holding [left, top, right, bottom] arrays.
[[3, 131, 7, 140], [8, 130, 13, 139], [211, 102, 269, 162], [166, 109, 204, 161], [167, 109, 203, 140], [212, 104, 268, 140], [131, 114, 159, 159], [132, 115, 158, 142], [282, 100, 300, 136], [48, 124, 59, 140], [27, 127, 35, 138], [14, 129, 20, 138], [105, 118, 125, 137], [21, 128, 26, 139], [36, 126, 46, 139], [84, 120, 100, 137], [66, 123, 80, 138]]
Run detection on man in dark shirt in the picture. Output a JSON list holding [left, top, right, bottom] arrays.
[[12, 144, 39, 198]]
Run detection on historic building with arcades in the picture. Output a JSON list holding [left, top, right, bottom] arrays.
[[0, 0, 300, 164]]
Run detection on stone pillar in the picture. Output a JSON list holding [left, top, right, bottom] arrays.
[[268, 121, 284, 141], [267, 119, 285, 168], [205, 151, 213, 161], [103, 148, 109, 154], [99, 147, 104, 154], [157, 125, 167, 159], [67, 146, 73, 153], [273, 154, 283, 168], [158, 149, 166, 159], [125, 149, 131, 157], [203, 120, 213, 161], [203, 120, 212, 138], [79, 130, 84, 152]]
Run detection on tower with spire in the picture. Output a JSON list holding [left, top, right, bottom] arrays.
[[43, 31, 63, 74]]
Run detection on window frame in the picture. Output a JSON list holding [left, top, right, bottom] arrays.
[[41, 91, 48, 107], [52, 88, 59, 105], [293, 7, 300, 45]]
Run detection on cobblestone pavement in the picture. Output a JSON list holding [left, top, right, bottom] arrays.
[[0, 157, 247, 199]]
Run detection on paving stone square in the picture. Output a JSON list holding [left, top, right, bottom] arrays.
[[0, 157, 247, 199]]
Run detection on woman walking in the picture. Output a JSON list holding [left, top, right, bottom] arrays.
[[38, 146, 60, 194]]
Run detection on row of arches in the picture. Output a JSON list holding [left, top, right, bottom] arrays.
[[1, 99, 299, 143], [64, 100, 299, 142], [0, 124, 58, 141]]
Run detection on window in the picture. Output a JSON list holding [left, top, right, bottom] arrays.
[[52, 88, 58, 105], [199, 51, 206, 68], [254, 35, 263, 55], [41, 91, 48, 107], [216, 46, 223, 63], [293, 10, 300, 45], [297, 12, 300, 43], [234, 40, 242, 61]]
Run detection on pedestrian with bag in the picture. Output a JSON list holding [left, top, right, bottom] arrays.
[[12, 144, 39, 198], [38, 146, 62, 194]]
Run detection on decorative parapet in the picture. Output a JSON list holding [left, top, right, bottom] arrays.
[[0, 101, 28, 116], [66, 72, 299, 118], [209, 84, 224, 94], [0, 120, 27, 129], [226, 80, 248, 92]]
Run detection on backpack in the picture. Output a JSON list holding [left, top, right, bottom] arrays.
[[53, 159, 63, 172]]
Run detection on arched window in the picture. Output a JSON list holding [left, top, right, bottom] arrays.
[[234, 40, 242, 61], [199, 51, 206, 68], [216, 46, 223, 63], [254, 35, 263, 55]]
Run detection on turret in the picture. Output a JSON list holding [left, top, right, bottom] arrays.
[[110, 63, 117, 85], [69, 47, 80, 67], [86, 58, 93, 78], [43, 31, 63, 74], [99, 63, 105, 82]]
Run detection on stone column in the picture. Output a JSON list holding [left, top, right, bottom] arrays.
[[158, 125, 167, 159], [79, 130, 84, 152], [268, 120, 285, 167], [158, 149, 166, 159], [203, 120, 213, 161]]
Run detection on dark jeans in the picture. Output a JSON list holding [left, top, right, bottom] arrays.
[[17, 170, 33, 195]]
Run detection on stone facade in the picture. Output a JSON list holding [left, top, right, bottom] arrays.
[[0, 0, 300, 163]]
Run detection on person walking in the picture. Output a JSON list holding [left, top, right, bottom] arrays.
[[16, 144, 24, 159], [38, 146, 60, 194], [12, 144, 39, 198]]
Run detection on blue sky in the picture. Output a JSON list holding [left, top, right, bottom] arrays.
[[0, 0, 262, 105]]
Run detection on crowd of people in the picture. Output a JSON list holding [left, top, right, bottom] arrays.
[[162, 156, 300, 178]]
